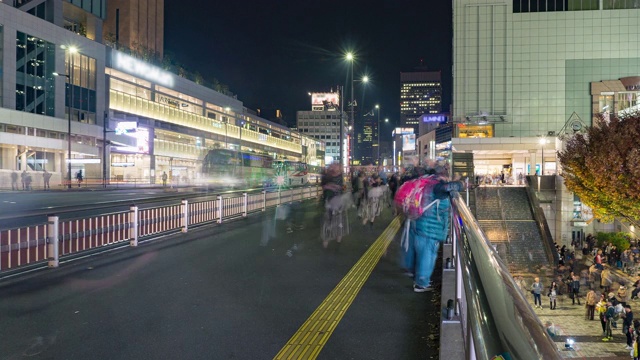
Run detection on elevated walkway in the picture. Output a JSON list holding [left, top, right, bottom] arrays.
[[0, 199, 442, 359]]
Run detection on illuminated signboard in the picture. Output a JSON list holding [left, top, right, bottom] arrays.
[[311, 93, 340, 109], [402, 134, 416, 152], [115, 121, 138, 135], [113, 51, 174, 88], [112, 123, 150, 154], [422, 114, 446, 123], [393, 127, 414, 136]]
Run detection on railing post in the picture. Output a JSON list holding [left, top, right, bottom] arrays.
[[217, 195, 223, 224], [277, 189, 281, 205], [242, 193, 248, 217], [465, 178, 469, 206], [262, 190, 266, 211], [47, 215, 59, 268], [129, 205, 139, 247], [181, 199, 188, 233]]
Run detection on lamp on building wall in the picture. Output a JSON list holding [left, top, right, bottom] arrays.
[[539, 137, 548, 175], [53, 44, 77, 189]]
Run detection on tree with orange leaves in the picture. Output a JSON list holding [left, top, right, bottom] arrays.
[[558, 113, 640, 225]]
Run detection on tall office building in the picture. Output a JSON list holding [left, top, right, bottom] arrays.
[[355, 112, 375, 165], [103, 0, 164, 58], [296, 92, 346, 165], [400, 71, 442, 134], [452, 0, 640, 244]]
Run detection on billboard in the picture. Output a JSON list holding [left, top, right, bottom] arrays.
[[393, 127, 414, 136], [112, 123, 150, 154], [402, 134, 416, 152], [311, 92, 340, 108]]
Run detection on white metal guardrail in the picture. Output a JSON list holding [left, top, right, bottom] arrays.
[[0, 186, 322, 272]]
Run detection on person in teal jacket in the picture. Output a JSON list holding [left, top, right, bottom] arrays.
[[410, 164, 464, 293]]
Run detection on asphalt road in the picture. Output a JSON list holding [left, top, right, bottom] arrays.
[[0, 201, 441, 360]]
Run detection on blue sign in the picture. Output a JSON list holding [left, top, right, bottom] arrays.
[[423, 114, 446, 123]]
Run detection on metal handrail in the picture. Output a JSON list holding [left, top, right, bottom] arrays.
[[524, 176, 559, 267], [450, 193, 562, 359]]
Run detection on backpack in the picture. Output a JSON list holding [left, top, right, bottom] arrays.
[[614, 303, 624, 320], [394, 175, 441, 220], [395, 175, 442, 251]]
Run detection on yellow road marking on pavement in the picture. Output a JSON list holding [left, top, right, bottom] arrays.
[[274, 216, 402, 360]]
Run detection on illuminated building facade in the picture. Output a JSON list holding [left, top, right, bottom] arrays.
[[452, 0, 640, 244], [0, 2, 320, 188], [400, 71, 442, 135]]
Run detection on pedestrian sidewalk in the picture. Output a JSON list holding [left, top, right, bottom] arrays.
[[530, 293, 634, 359], [522, 255, 640, 359]]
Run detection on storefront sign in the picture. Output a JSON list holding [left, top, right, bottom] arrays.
[[156, 94, 191, 110], [115, 121, 138, 135], [112, 162, 135, 167], [113, 51, 174, 88], [66, 158, 101, 164], [422, 114, 446, 123]]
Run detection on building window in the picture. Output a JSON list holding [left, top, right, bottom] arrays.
[[27, 2, 48, 20], [514, 0, 600, 12], [603, 0, 640, 9], [15, 32, 55, 116], [64, 51, 97, 123]]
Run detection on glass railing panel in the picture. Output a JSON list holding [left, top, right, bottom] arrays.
[[450, 193, 562, 359]]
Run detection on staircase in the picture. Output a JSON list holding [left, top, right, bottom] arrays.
[[474, 186, 551, 276]]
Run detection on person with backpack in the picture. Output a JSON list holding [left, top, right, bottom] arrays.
[[603, 300, 615, 341], [596, 294, 608, 335], [407, 163, 464, 292]]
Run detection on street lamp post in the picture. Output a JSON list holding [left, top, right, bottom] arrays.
[[375, 104, 380, 164], [347, 52, 354, 171], [102, 112, 116, 188], [224, 107, 230, 148], [53, 45, 77, 189], [338, 85, 344, 166]]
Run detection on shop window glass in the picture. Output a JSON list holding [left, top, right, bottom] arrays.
[[616, 92, 640, 115]]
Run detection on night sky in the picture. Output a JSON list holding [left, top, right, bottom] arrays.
[[164, 0, 452, 133]]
